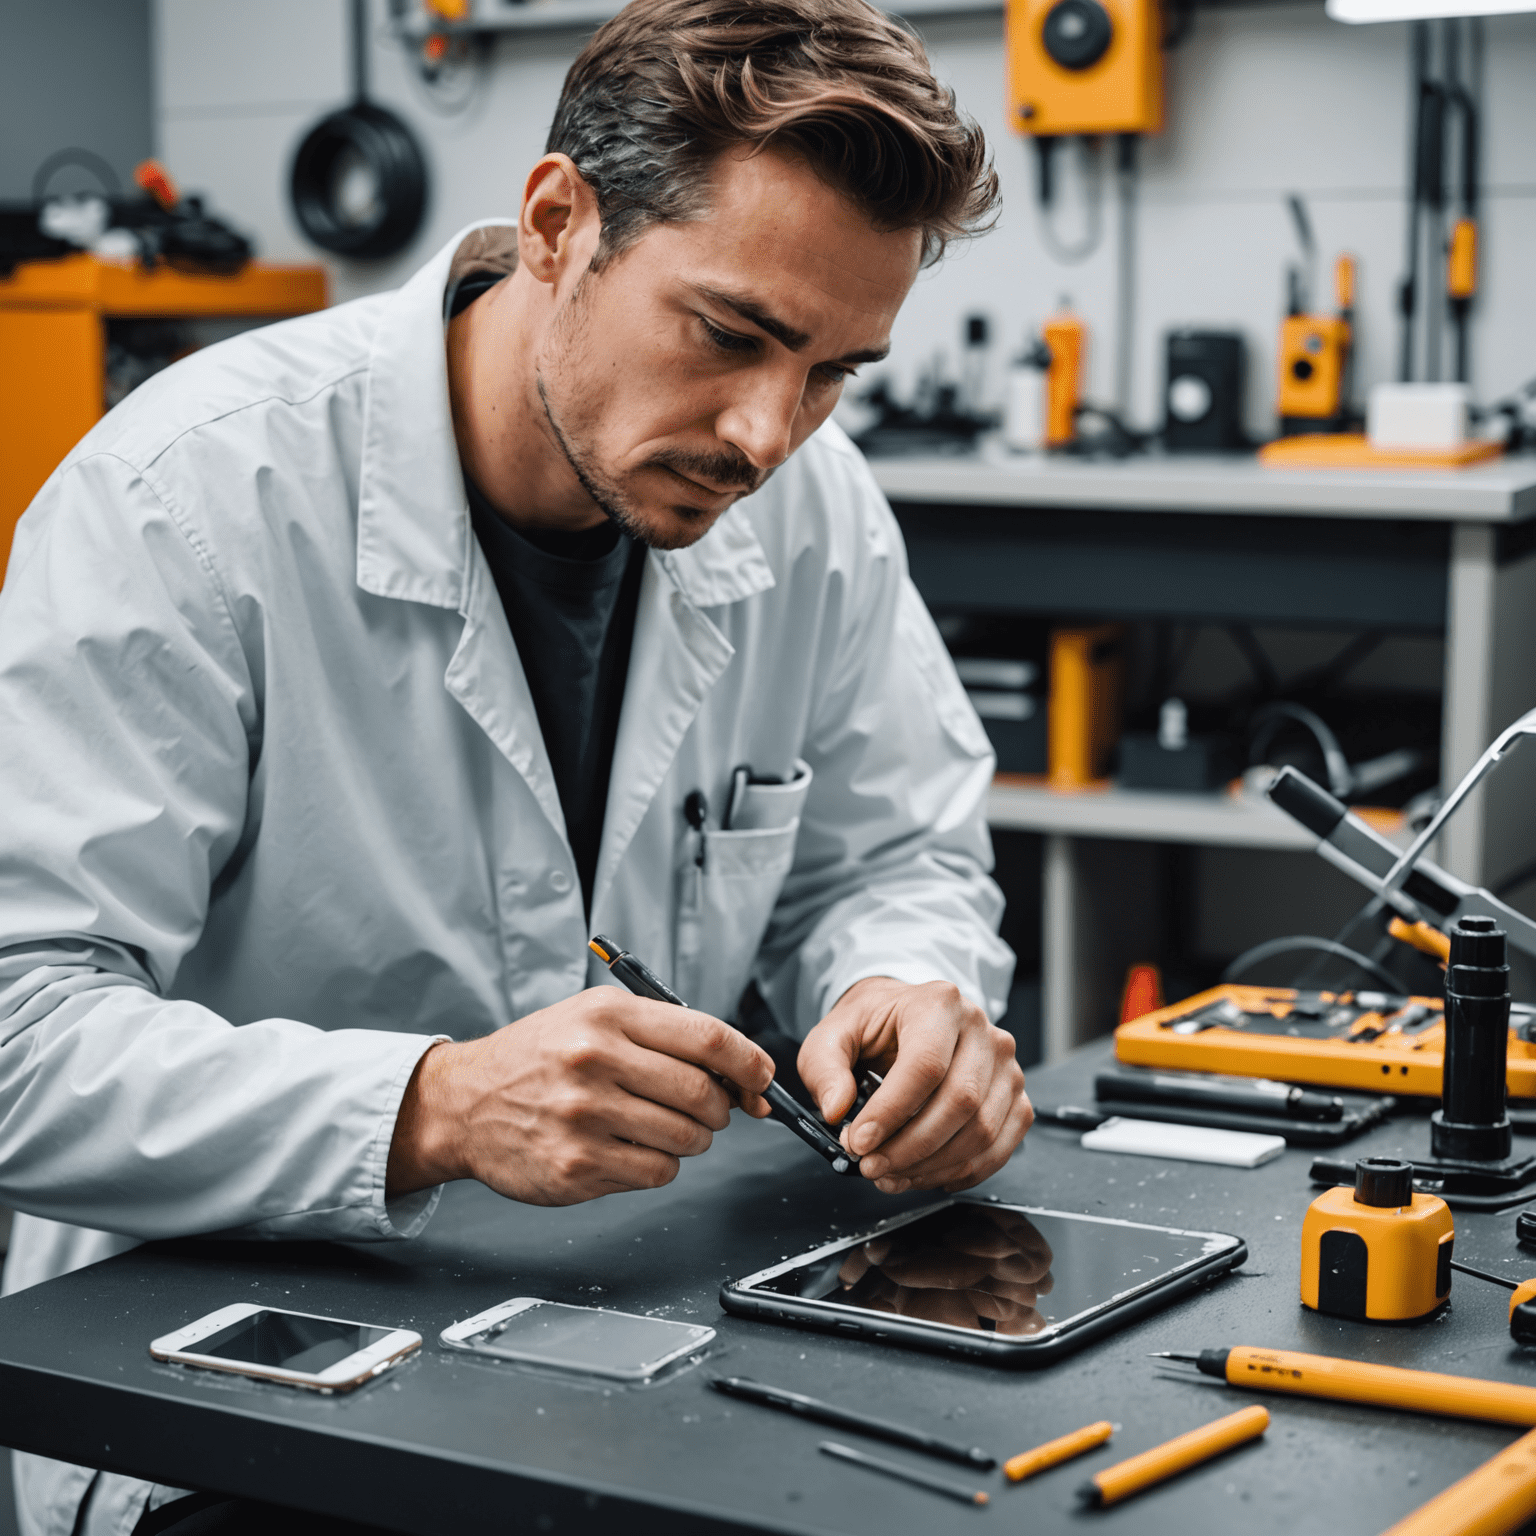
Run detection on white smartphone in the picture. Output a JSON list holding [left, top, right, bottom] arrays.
[[150, 1303, 421, 1393], [440, 1297, 714, 1382]]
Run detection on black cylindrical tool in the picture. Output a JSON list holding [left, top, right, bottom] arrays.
[[1431, 916, 1513, 1162]]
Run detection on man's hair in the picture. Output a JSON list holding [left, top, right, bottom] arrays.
[[547, 0, 999, 269]]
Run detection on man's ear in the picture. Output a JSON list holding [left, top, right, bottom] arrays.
[[518, 153, 601, 287]]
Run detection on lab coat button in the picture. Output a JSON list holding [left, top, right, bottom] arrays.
[[549, 870, 573, 895]]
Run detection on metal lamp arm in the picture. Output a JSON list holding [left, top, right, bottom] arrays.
[[1382, 707, 1536, 895]]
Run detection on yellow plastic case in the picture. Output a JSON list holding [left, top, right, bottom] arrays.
[[1114, 984, 1536, 1099]]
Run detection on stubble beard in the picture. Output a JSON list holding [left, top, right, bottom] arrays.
[[534, 278, 770, 552]]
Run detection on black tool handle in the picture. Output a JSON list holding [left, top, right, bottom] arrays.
[[710, 1377, 995, 1469], [590, 936, 860, 1176]]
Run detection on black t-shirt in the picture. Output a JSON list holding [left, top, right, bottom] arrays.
[[451, 272, 644, 916]]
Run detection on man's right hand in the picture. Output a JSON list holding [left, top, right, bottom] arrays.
[[385, 988, 774, 1205]]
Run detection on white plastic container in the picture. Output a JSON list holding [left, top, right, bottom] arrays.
[[1367, 383, 1470, 451], [1004, 363, 1047, 452]]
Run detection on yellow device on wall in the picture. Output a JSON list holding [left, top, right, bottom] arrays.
[[1277, 253, 1355, 435], [1114, 983, 1536, 1099], [1006, 0, 1163, 137]]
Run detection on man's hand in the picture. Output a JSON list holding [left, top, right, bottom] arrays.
[[386, 988, 774, 1205], [797, 977, 1031, 1195]]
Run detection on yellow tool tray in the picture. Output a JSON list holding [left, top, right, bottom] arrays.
[[1114, 984, 1536, 1099]]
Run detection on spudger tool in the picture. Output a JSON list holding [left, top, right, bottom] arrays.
[[588, 935, 861, 1176], [818, 1441, 990, 1507], [710, 1376, 995, 1469]]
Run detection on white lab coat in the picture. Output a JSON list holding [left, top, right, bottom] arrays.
[[0, 226, 1012, 1535]]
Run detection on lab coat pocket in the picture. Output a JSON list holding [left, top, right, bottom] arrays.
[[675, 820, 802, 1022]]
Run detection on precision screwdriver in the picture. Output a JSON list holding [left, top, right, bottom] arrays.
[[588, 935, 861, 1176]]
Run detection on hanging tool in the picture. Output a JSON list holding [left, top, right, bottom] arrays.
[[1398, 19, 1481, 385]]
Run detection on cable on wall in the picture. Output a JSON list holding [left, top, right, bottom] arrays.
[[1033, 136, 1106, 265], [289, 0, 429, 259]]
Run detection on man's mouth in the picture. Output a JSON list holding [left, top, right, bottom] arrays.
[[650, 453, 762, 501], [659, 465, 741, 499]]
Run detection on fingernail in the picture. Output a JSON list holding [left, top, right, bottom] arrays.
[[875, 1177, 900, 1194], [853, 1123, 882, 1155], [861, 1156, 887, 1180]]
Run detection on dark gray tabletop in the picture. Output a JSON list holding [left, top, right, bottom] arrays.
[[4, 1039, 1535, 1535]]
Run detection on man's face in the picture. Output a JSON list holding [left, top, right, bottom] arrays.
[[532, 148, 923, 550]]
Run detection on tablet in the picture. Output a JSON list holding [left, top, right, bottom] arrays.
[[720, 1196, 1245, 1367]]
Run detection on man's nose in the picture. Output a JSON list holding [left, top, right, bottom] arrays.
[[714, 368, 805, 471]]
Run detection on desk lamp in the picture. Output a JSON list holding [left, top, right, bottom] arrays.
[[1381, 705, 1536, 901]]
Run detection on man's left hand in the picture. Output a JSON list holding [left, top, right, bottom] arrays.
[[796, 977, 1032, 1195]]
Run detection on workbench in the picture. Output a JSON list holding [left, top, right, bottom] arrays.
[[872, 452, 1536, 1061], [4, 1041, 1535, 1535]]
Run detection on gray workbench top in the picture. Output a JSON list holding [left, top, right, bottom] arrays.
[[870, 450, 1536, 522], [3, 1041, 1535, 1535]]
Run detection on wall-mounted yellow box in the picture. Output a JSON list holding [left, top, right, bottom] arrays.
[[1007, 0, 1164, 138]]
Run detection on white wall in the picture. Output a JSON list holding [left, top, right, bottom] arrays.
[[155, 0, 1536, 438], [1, 0, 153, 201]]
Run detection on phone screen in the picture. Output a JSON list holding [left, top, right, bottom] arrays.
[[742, 1200, 1235, 1336], [196, 1311, 393, 1375], [463, 1302, 712, 1374]]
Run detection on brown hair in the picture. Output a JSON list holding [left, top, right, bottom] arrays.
[[547, 0, 999, 269]]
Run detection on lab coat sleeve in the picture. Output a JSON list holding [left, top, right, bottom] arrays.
[[754, 467, 1015, 1036], [0, 452, 442, 1241]]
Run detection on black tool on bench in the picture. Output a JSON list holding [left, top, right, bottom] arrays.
[[1311, 917, 1536, 1209]]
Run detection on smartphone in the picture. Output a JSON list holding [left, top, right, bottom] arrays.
[[440, 1298, 715, 1382], [720, 1196, 1245, 1367], [149, 1304, 421, 1393]]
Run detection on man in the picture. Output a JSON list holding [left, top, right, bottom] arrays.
[[0, 1, 1026, 1530]]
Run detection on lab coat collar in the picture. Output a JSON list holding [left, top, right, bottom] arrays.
[[657, 502, 776, 610], [356, 222, 501, 612]]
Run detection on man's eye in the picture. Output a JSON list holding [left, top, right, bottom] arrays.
[[700, 318, 757, 355], [816, 364, 855, 387]]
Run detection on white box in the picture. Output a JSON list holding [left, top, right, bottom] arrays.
[[1368, 383, 1470, 451], [1079, 1116, 1286, 1168]]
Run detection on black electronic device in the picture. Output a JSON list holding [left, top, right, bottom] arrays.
[[720, 1197, 1245, 1367], [1162, 330, 1247, 452], [941, 614, 1050, 774]]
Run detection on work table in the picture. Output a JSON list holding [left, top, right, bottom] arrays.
[[869, 448, 1536, 523], [2, 1040, 1532, 1534]]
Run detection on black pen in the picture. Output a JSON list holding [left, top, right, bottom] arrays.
[[711, 1376, 996, 1469], [588, 935, 861, 1176], [1094, 1068, 1345, 1123]]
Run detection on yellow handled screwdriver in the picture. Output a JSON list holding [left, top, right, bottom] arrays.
[[1152, 1346, 1536, 1426]]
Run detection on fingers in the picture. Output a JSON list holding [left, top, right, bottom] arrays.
[[870, 1064, 1020, 1191], [938, 1081, 1034, 1194], [840, 1001, 962, 1160], [736, 1088, 774, 1120], [607, 1095, 721, 1159], [795, 1008, 865, 1127], [856, 1022, 1000, 1182], [612, 1048, 735, 1131], [513, 1135, 682, 1206], [617, 996, 774, 1097], [583, 1140, 682, 1199]]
